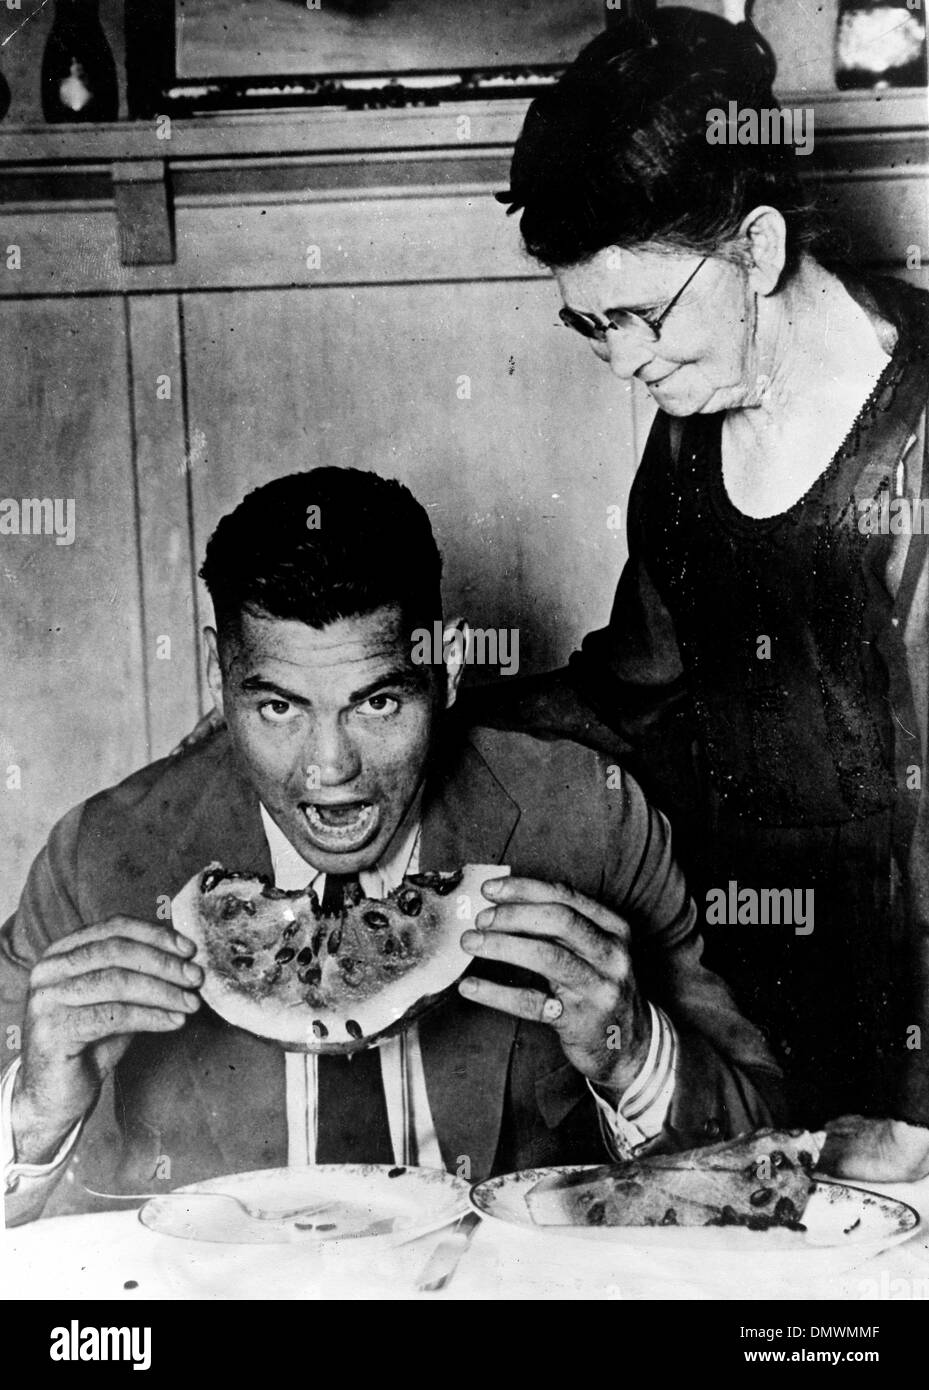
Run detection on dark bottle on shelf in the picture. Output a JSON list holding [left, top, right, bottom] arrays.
[[125, 0, 175, 121], [41, 0, 119, 123], [836, 1, 928, 89], [0, 65, 10, 123]]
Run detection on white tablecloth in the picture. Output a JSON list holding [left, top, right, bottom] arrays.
[[3, 1176, 929, 1301]]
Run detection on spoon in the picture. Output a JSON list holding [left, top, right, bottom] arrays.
[[81, 1186, 333, 1225]]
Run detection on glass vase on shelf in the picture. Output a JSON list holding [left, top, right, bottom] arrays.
[[41, 0, 119, 123], [835, 1, 928, 89]]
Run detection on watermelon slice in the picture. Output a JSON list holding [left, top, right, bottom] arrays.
[[527, 1129, 822, 1229], [172, 861, 509, 1054]]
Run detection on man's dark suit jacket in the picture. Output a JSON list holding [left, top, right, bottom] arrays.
[[1, 724, 786, 1221]]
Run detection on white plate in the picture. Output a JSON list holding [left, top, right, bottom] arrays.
[[140, 1164, 469, 1248], [470, 1166, 920, 1282]]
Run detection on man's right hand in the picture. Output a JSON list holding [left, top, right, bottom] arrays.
[[11, 918, 202, 1166]]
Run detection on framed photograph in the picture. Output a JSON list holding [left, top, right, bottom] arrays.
[[126, 0, 618, 117]]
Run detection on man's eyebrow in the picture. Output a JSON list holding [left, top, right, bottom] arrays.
[[239, 668, 426, 705], [348, 668, 427, 703], [240, 676, 310, 705]]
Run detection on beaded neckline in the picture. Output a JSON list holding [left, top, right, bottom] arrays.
[[703, 328, 908, 536]]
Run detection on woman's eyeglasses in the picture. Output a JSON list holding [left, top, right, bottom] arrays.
[[558, 257, 709, 345]]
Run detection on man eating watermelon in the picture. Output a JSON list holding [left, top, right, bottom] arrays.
[[2, 468, 787, 1224]]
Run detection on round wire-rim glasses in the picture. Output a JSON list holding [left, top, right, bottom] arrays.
[[558, 256, 709, 345]]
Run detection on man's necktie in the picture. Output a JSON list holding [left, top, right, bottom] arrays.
[[315, 873, 395, 1165]]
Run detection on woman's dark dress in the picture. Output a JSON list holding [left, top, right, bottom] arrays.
[[483, 271, 929, 1128]]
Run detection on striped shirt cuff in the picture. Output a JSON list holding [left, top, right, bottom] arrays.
[[3, 1056, 82, 1199], [588, 1002, 678, 1159]]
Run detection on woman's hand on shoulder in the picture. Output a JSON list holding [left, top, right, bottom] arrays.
[[170, 708, 225, 757]]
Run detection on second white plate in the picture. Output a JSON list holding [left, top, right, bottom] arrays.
[[470, 1166, 920, 1281], [141, 1163, 470, 1248]]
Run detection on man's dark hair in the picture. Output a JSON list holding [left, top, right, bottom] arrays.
[[501, 8, 824, 274], [200, 467, 443, 639]]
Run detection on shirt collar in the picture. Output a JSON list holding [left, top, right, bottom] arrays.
[[258, 797, 422, 897]]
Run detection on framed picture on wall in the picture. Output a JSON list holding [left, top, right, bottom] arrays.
[[126, 0, 627, 117]]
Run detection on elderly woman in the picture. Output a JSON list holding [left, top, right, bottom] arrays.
[[485, 9, 929, 1174]]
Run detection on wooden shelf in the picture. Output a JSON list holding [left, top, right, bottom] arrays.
[[0, 102, 529, 166], [0, 89, 924, 167]]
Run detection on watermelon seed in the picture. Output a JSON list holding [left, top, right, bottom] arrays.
[[231, 956, 254, 969], [312, 1019, 328, 1039], [275, 946, 296, 963], [345, 1019, 362, 1039], [363, 910, 389, 930], [296, 947, 314, 965], [406, 869, 462, 896], [328, 928, 342, 953]]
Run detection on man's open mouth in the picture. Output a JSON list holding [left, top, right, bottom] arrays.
[[301, 800, 379, 850]]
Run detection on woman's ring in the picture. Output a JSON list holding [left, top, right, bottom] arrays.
[[541, 995, 564, 1022]]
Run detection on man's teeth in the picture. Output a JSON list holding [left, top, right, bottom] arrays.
[[304, 803, 375, 837]]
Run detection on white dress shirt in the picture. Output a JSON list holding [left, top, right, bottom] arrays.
[[262, 802, 444, 1169]]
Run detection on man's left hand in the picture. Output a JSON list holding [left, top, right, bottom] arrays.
[[459, 876, 651, 1096]]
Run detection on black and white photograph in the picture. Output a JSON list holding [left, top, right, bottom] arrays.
[[1, 0, 929, 1343]]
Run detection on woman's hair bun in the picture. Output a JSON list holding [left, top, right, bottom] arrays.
[[503, 4, 820, 272], [735, 4, 780, 91], [572, 5, 778, 100]]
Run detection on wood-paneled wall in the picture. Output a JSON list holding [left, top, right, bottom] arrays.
[[1, 96, 926, 917]]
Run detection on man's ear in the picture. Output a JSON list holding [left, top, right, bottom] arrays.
[[440, 618, 470, 711], [204, 627, 226, 719], [739, 205, 788, 297]]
